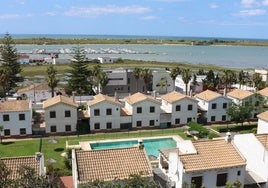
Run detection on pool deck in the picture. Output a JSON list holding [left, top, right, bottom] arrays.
[[79, 135, 183, 151]]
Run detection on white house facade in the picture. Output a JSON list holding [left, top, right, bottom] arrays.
[[87, 93, 123, 131], [233, 133, 268, 187], [195, 90, 230, 123], [0, 100, 32, 137], [161, 91, 198, 126], [124, 92, 161, 128], [257, 111, 268, 134], [43, 95, 78, 134]]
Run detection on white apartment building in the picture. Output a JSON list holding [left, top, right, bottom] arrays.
[[258, 87, 268, 106], [257, 111, 268, 134], [195, 90, 230, 123], [161, 91, 198, 126], [124, 92, 161, 128], [255, 69, 268, 85], [0, 100, 32, 137], [43, 95, 78, 134], [175, 75, 206, 95], [87, 93, 123, 131]]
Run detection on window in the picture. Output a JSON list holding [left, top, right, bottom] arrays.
[[137, 107, 142, 114], [188, 104, 193, 111], [4, 129, 10, 136], [20, 128, 26, 135], [237, 170, 241, 176], [222, 115, 226, 121], [19, 114, 25, 120], [187, 118, 192, 123], [212, 103, 217, 109], [191, 176, 203, 188], [106, 108, 112, 115], [149, 120, 155, 126], [50, 126, 57, 132], [65, 110, 71, 117], [94, 109, 100, 116], [106, 122, 112, 129], [50, 111, 56, 118], [176, 105, 181, 111], [136, 121, 142, 127], [94, 123, 100, 130], [223, 103, 227, 109], [211, 116, 216, 122], [65, 125, 71, 132], [175, 118, 180, 124], [216, 173, 228, 187], [150, 106, 155, 113], [3, 114, 9, 121]]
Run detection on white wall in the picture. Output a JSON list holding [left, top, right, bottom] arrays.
[[257, 118, 268, 134], [45, 103, 77, 133], [152, 71, 173, 93]]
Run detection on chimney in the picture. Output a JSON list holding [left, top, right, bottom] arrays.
[[72, 91, 76, 103], [152, 90, 156, 99], [225, 132, 232, 142], [223, 88, 227, 96], [114, 91, 119, 101], [189, 89, 193, 98], [138, 139, 144, 149]]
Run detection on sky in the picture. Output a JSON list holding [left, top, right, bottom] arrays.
[[1, 0, 268, 39]]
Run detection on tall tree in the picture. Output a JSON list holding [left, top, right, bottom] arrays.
[[221, 69, 236, 91], [252, 72, 263, 90], [227, 102, 253, 126], [67, 46, 93, 95], [181, 68, 192, 95], [237, 70, 249, 89], [170, 66, 181, 91], [0, 33, 22, 96], [46, 64, 58, 98], [0, 68, 11, 97], [97, 71, 109, 94], [141, 68, 152, 93], [133, 67, 141, 92]]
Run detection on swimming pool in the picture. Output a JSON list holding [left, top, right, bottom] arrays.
[[90, 137, 177, 157]]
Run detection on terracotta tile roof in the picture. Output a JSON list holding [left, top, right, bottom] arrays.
[[0, 100, 30, 112], [161, 91, 197, 103], [256, 134, 268, 150], [75, 147, 153, 184], [43, 95, 78, 109], [227, 89, 254, 100], [120, 107, 131, 116], [124, 92, 161, 105], [257, 111, 268, 122], [194, 90, 222, 102], [1, 156, 40, 180], [258, 87, 268, 97], [87, 93, 122, 107], [17, 83, 51, 93], [179, 139, 246, 172], [59, 176, 74, 188]]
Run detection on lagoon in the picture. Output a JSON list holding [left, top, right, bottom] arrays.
[[16, 43, 268, 69]]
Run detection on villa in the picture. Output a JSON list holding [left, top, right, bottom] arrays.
[[0, 100, 32, 138], [194, 89, 230, 124], [258, 87, 268, 106], [43, 95, 78, 135], [161, 91, 198, 126], [158, 134, 246, 188], [257, 111, 268, 134]]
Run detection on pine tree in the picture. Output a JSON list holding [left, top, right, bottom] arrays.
[[67, 46, 93, 95], [0, 33, 22, 96]]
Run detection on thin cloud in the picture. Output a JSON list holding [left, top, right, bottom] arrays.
[[0, 14, 20, 19], [235, 9, 267, 16], [140, 16, 158, 20], [45, 12, 57, 16], [263, 0, 268, 5], [209, 3, 219, 9], [240, 0, 259, 7], [64, 5, 151, 17]]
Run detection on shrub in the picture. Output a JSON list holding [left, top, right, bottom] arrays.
[[188, 122, 209, 139]]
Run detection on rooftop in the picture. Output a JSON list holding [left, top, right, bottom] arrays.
[[87, 93, 122, 107], [75, 146, 153, 184], [0, 100, 30, 112], [258, 87, 268, 97], [161, 91, 196, 103], [43, 95, 78, 109], [124, 92, 160, 105], [227, 89, 254, 100], [257, 110, 268, 122], [256, 134, 268, 150], [194, 89, 222, 102], [0, 155, 40, 180]]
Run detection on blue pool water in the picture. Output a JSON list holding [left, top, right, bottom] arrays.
[[90, 137, 177, 157]]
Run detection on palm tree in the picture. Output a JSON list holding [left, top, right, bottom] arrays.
[[252, 72, 263, 90], [170, 66, 181, 91], [133, 67, 141, 92], [221, 69, 236, 92], [238, 70, 249, 89], [141, 68, 152, 93], [46, 64, 58, 97], [181, 68, 192, 95], [156, 77, 168, 93], [0, 125, 3, 143], [97, 71, 109, 94]]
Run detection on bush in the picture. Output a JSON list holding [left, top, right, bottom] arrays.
[[216, 124, 257, 133], [188, 122, 209, 139]]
